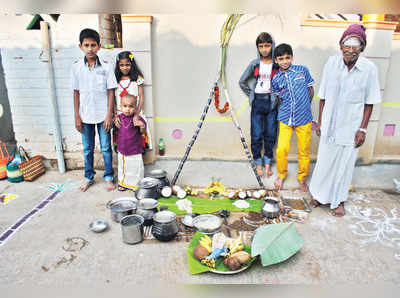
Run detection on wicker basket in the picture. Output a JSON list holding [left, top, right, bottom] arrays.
[[18, 146, 45, 181]]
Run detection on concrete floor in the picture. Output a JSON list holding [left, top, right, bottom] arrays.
[[1, 163, 400, 285]]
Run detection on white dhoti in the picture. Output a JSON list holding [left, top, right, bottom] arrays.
[[309, 137, 359, 209], [118, 153, 144, 190]]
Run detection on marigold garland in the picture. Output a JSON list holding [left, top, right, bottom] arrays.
[[214, 85, 229, 114]]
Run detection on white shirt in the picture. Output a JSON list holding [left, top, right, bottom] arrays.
[[70, 57, 118, 124], [254, 61, 272, 94], [318, 55, 381, 146], [115, 76, 144, 113]]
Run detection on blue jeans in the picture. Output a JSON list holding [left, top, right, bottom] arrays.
[[82, 122, 114, 182], [251, 93, 278, 166]]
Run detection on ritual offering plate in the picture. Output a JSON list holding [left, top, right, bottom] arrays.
[[187, 232, 257, 275], [209, 263, 252, 275]]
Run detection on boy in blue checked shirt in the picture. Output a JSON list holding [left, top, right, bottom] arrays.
[[271, 44, 314, 191]]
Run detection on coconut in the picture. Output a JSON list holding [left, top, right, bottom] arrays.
[[177, 189, 187, 199], [172, 185, 182, 195], [161, 186, 172, 198], [252, 191, 261, 199], [228, 191, 237, 200], [238, 191, 247, 200]]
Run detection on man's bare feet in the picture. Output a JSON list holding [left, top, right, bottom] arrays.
[[80, 181, 94, 192], [256, 166, 264, 178], [310, 198, 321, 208], [274, 177, 284, 190], [264, 164, 273, 177], [298, 180, 309, 192], [106, 180, 116, 192], [331, 202, 345, 217]]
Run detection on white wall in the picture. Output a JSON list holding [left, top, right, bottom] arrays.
[[0, 13, 398, 169], [0, 14, 121, 168]]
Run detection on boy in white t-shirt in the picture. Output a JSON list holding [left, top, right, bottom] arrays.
[[239, 32, 279, 178]]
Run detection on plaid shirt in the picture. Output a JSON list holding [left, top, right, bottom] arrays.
[[271, 64, 314, 126]]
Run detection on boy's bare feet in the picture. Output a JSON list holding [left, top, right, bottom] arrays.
[[274, 177, 284, 190], [310, 198, 321, 208], [106, 181, 116, 192], [331, 202, 345, 217], [264, 164, 273, 177], [298, 180, 309, 192], [256, 166, 264, 178], [80, 181, 94, 192]]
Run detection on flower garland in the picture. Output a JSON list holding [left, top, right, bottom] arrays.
[[214, 85, 229, 114]]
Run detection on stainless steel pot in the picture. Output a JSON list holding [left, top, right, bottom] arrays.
[[136, 177, 162, 200], [109, 200, 137, 223], [151, 206, 179, 242], [120, 214, 144, 244], [148, 169, 170, 188], [262, 198, 280, 219], [136, 198, 159, 226]]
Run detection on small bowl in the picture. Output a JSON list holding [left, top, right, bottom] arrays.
[[89, 220, 109, 233]]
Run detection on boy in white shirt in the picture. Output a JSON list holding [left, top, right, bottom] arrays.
[[71, 28, 118, 192]]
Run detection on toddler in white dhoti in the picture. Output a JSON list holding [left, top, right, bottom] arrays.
[[114, 94, 146, 191]]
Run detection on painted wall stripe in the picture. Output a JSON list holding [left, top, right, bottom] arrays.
[[382, 102, 400, 108], [154, 96, 399, 124]]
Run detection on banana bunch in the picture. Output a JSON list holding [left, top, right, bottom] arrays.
[[201, 247, 228, 268], [201, 258, 216, 268], [224, 237, 244, 257], [199, 235, 212, 253]]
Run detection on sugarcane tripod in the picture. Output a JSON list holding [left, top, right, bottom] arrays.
[[171, 81, 264, 187], [171, 14, 264, 187]]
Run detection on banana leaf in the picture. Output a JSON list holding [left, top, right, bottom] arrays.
[[251, 223, 303, 267], [187, 232, 256, 275], [158, 196, 263, 215]]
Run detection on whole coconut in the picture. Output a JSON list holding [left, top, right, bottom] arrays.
[[193, 245, 210, 261], [224, 256, 241, 271]]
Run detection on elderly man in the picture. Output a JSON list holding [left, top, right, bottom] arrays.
[[309, 24, 381, 217]]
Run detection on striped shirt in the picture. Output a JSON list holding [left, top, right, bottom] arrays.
[[271, 64, 314, 126]]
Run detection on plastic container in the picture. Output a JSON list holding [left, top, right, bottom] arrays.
[[158, 138, 165, 156]]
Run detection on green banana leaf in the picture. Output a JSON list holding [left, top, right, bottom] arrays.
[[251, 222, 303, 267], [158, 196, 263, 215], [187, 232, 256, 275]]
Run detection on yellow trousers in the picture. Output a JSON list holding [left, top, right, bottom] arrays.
[[276, 121, 312, 181]]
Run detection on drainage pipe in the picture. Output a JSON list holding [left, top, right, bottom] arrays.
[[40, 21, 66, 173]]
